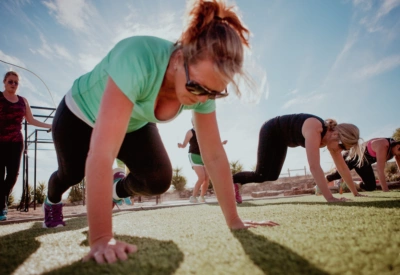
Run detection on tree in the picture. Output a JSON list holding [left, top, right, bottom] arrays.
[[171, 167, 187, 191], [230, 160, 244, 175], [32, 181, 47, 204], [68, 180, 85, 203], [7, 192, 14, 207], [393, 128, 400, 141], [385, 162, 400, 182]]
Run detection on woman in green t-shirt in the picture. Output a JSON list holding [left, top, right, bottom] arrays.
[[44, 0, 279, 264]]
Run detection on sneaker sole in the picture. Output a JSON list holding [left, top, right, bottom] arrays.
[[42, 222, 65, 229]]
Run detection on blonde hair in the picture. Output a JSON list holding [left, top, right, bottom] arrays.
[[325, 119, 364, 167], [176, 0, 250, 96], [3, 71, 19, 83]]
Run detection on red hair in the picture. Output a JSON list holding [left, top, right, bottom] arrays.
[[176, 0, 251, 96]]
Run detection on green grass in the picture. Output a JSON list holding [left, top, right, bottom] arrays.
[[1, 191, 399, 275]]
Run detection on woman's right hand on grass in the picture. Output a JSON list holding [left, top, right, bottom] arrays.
[[82, 236, 137, 264], [327, 197, 352, 203]]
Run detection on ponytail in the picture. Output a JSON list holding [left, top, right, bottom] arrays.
[[334, 122, 365, 167]]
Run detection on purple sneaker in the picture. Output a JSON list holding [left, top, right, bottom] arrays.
[[43, 198, 65, 228], [234, 183, 243, 204]]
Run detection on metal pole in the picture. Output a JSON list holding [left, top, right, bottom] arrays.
[[17, 121, 27, 211], [34, 130, 37, 210], [24, 141, 29, 212]]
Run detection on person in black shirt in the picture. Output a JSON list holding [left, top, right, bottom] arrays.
[[326, 137, 400, 191], [178, 125, 227, 203], [233, 113, 366, 203]]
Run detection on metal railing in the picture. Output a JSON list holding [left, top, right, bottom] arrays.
[[18, 106, 55, 212]]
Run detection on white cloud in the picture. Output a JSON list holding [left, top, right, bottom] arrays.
[[358, 0, 400, 33], [78, 53, 103, 73], [36, 33, 54, 59], [281, 93, 325, 110], [0, 50, 27, 69], [113, 10, 182, 45], [376, 0, 400, 20], [42, 0, 93, 32], [53, 44, 74, 62], [352, 0, 373, 11], [33, 33, 75, 65], [353, 54, 400, 79], [329, 32, 358, 76]]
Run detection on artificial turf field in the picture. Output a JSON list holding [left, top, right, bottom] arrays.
[[1, 191, 399, 275]]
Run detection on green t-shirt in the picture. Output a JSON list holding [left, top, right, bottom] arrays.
[[71, 36, 215, 132]]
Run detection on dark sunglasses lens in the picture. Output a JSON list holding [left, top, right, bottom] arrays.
[[186, 83, 206, 95], [214, 92, 228, 98], [8, 80, 18, 85]]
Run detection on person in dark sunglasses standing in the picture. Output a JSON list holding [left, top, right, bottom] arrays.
[[43, 0, 278, 264], [0, 71, 52, 221], [326, 137, 400, 192], [232, 113, 367, 204]]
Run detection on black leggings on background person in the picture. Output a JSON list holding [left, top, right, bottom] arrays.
[[326, 151, 377, 191], [47, 97, 172, 203], [0, 141, 23, 210], [233, 118, 288, 184]]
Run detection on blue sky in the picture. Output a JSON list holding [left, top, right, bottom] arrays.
[[1, 0, 399, 200]]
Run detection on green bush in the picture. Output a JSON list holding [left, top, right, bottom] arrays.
[[385, 162, 400, 182], [392, 128, 400, 141], [230, 160, 244, 175], [68, 180, 85, 203], [171, 167, 187, 191], [31, 181, 47, 204], [7, 192, 14, 207]]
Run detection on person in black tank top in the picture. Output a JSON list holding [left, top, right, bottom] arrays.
[[233, 113, 366, 203], [0, 71, 52, 221], [326, 137, 400, 191], [178, 126, 227, 203]]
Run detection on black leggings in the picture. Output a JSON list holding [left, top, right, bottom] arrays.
[[47, 97, 172, 203], [0, 141, 23, 211], [326, 151, 377, 191], [233, 119, 288, 185]]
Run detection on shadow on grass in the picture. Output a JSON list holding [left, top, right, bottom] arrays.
[[43, 234, 184, 275], [233, 230, 328, 275], [0, 216, 183, 275], [0, 217, 88, 275]]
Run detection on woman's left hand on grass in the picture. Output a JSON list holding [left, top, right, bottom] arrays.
[[243, 220, 280, 227], [354, 193, 368, 197], [230, 219, 279, 229]]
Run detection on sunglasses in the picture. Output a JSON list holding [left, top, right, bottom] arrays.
[[184, 62, 228, 100], [7, 80, 19, 86]]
